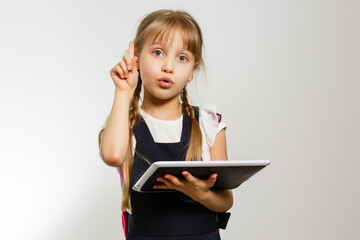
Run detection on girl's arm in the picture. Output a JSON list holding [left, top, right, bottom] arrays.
[[99, 89, 133, 167], [201, 128, 233, 212], [155, 129, 233, 213], [99, 42, 138, 167]]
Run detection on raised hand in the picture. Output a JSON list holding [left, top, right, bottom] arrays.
[[110, 41, 139, 92], [154, 171, 218, 202]]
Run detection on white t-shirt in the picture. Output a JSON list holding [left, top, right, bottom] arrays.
[[99, 104, 226, 161]]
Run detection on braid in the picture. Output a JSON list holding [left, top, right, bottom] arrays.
[[181, 87, 202, 161], [181, 87, 195, 118], [121, 79, 142, 211], [129, 80, 142, 127]]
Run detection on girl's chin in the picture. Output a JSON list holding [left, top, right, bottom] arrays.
[[147, 90, 180, 101]]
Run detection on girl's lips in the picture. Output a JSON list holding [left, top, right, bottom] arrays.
[[158, 78, 173, 88]]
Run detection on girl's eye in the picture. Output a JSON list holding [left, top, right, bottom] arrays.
[[179, 56, 188, 62], [153, 50, 163, 56]]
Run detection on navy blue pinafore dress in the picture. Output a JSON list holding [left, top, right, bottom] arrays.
[[125, 106, 230, 240]]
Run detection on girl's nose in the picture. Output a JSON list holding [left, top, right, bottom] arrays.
[[161, 60, 173, 74]]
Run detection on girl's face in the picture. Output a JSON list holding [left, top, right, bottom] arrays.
[[138, 31, 197, 101]]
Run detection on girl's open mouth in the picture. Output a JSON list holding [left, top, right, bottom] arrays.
[[158, 78, 173, 88]]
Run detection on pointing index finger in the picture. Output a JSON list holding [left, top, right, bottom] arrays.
[[128, 41, 134, 58]]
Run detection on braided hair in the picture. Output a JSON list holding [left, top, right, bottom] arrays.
[[181, 87, 202, 161]]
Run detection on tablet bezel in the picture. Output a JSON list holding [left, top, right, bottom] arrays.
[[132, 160, 270, 193]]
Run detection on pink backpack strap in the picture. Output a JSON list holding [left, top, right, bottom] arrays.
[[216, 113, 222, 123], [118, 166, 128, 237], [122, 211, 128, 237]]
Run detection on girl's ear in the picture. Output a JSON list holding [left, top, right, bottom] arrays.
[[135, 56, 140, 69], [188, 62, 199, 82]]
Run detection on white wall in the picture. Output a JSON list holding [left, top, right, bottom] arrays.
[[0, 0, 359, 239]]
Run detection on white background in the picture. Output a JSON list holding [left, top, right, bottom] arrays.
[[1, 0, 359, 239]]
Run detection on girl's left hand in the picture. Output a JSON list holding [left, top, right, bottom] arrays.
[[153, 171, 217, 202]]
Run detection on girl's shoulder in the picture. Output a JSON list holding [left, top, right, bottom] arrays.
[[197, 103, 227, 148]]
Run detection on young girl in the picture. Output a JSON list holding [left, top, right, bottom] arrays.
[[98, 9, 233, 240]]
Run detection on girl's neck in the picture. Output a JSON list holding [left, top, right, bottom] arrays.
[[141, 92, 183, 121]]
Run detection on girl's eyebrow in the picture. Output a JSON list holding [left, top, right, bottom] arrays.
[[149, 40, 166, 45], [149, 43, 192, 55]]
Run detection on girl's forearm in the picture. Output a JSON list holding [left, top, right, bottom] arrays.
[[197, 189, 233, 213], [99, 88, 133, 166]]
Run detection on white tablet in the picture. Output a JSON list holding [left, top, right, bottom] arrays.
[[133, 160, 271, 192]]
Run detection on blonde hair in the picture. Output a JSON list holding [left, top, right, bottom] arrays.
[[122, 9, 205, 211]]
